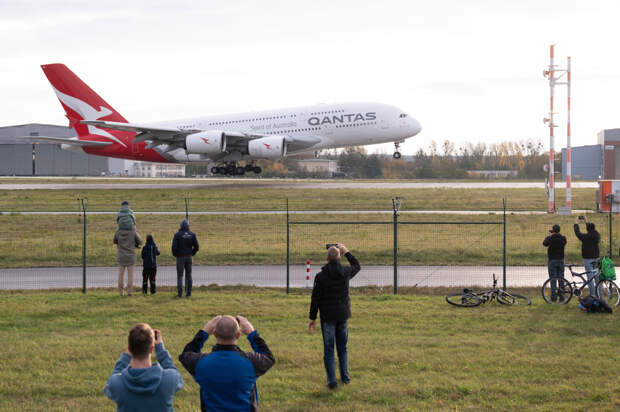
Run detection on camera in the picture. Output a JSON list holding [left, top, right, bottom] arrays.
[[578, 215, 585, 220], [326, 243, 337, 249]]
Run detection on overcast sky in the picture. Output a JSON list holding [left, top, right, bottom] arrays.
[[2, 0, 620, 155]]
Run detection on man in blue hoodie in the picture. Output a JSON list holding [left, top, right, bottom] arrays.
[[172, 219, 199, 298], [105, 323, 184, 411]]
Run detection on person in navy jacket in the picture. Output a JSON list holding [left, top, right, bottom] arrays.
[[171, 219, 199, 298], [179, 315, 275, 412]]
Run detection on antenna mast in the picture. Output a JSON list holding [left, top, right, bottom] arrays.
[[543, 45, 570, 213]]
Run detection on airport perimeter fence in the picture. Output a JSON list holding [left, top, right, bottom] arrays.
[[0, 196, 617, 292]]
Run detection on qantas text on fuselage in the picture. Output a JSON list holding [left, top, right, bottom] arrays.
[[28, 64, 422, 175]]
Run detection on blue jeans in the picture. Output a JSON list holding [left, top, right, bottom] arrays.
[[320, 320, 350, 387], [176, 256, 193, 296], [548, 259, 565, 300], [584, 258, 599, 296]]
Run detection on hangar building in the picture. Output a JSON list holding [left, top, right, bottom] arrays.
[[561, 144, 602, 180], [0, 124, 184, 177]]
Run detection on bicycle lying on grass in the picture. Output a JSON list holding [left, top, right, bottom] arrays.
[[445, 274, 531, 307], [541, 264, 620, 306]]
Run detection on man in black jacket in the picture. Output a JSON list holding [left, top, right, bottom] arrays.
[[574, 216, 600, 296], [172, 219, 199, 298], [543, 224, 567, 301], [308, 243, 361, 389]]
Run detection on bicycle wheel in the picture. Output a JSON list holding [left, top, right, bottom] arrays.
[[445, 293, 483, 307], [595, 280, 620, 307], [497, 291, 532, 305], [541, 277, 572, 304]]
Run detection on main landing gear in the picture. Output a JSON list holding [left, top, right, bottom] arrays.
[[393, 141, 402, 159], [211, 162, 262, 176]]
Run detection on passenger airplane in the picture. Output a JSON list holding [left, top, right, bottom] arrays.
[[29, 64, 422, 175]]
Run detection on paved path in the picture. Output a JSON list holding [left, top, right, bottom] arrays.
[[0, 265, 557, 290], [1, 209, 579, 215]]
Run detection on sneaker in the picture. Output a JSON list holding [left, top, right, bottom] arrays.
[[328, 382, 338, 390], [342, 379, 350, 385], [175, 295, 182, 299]]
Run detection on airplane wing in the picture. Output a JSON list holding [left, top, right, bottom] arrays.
[[19, 136, 113, 147], [81, 120, 321, 153]]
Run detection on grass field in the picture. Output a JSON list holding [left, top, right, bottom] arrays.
[[0, 212, 615, 268], [1, 287, 619, 411], [0, 186, 597, 211]]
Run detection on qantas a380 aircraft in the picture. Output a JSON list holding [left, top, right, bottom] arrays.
[[30, 64, 422, 175]]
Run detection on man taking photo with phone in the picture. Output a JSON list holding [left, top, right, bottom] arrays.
[[308, 243, 361, 389]]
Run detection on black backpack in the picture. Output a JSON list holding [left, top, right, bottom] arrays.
[[579, 295, 613, 313]]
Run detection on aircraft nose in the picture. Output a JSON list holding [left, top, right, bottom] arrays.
[[409, 117, 422, 136]]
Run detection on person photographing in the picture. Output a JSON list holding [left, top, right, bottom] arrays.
[[574, 215, 600, 296], [308, 243, 361, 389], [543, 224, 567, 302]]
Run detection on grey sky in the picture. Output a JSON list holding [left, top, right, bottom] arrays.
[[1, 0, 619, 155]]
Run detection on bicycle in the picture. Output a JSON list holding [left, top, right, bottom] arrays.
[[446, 274, 531, 307], [541, 264, 620, 306]]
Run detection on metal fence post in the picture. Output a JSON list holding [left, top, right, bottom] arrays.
[[185, 194, 190, 222], [503, 198, 506, 290], [286, 198, 290, 295], [393, 210, 398, 294], [609, 195, 613, 258], [79, 197, 88, 294], [392, 197, 401, 295]]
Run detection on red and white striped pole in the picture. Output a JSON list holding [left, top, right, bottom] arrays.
[[548, 44, 556, 214], [306, 260, 311, 288], [566, 56, 572, 210]]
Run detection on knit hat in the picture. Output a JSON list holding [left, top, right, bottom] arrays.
[[552, 224, 560, 233]]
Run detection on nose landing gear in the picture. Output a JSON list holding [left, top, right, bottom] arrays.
[[393, 141, 402, 159]]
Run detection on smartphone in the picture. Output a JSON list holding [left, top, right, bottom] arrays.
[[154, 330, 159, 340], [326, 243, 337, 249]]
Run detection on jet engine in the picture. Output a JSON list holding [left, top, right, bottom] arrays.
[[185, 131, 227, 154], [247, 136, 287, 158]]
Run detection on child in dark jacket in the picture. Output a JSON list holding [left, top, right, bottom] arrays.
[[141, 235, 160, 294]]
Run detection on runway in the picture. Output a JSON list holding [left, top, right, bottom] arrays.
[[0, 264, 555, 290]]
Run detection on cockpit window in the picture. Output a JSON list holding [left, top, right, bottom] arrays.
[[399, 114, 408, 118]]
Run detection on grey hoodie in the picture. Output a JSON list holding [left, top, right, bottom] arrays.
[[105, 343, 184, 412], [117, 204, 136, 231]]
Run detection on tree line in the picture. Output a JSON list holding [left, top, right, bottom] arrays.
[[186, 139, 553, 179]]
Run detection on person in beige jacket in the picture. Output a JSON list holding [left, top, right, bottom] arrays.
[[114, 228, 143, 296]]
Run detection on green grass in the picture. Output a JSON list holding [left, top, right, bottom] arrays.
[[0, 186, 597, 211], [0, 212, 616, 268], [1, 287, 619, 411]]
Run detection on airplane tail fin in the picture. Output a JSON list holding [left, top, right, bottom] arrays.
[[41, 64, 128, 139]]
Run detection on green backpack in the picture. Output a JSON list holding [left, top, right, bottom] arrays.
[[599, 257, 616, 281]]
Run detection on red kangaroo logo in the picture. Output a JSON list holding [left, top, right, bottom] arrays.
[[201, 138, 210, 144], [263, 143, 272, 150]]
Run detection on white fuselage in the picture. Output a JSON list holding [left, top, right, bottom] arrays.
[[150, 102, 421, 163]]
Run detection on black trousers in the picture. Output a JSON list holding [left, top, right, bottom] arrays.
[[142, 267, 157, 294]]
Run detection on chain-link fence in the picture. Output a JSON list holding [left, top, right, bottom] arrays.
[[0, 196, 617, 291]]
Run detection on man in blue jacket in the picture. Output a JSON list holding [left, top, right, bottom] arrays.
[[179, 315, 275, 412], [171, 219, 199, 298], [105, 323, 184, 411]]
